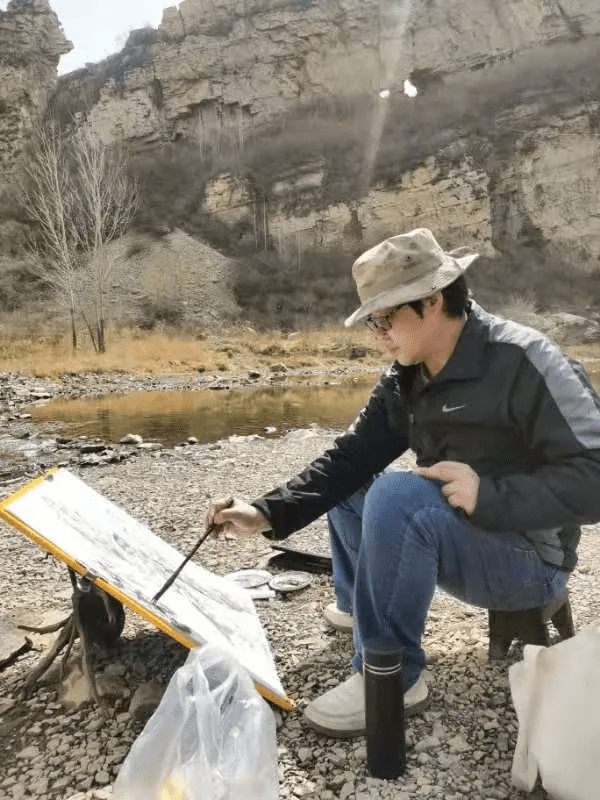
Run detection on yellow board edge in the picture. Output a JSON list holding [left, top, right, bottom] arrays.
[[0, 470, 295, 712]]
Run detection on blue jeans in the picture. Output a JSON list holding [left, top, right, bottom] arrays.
[[327, 471, 569, 688]]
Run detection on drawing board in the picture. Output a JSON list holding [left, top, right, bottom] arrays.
[[0, 468, 291, 709]]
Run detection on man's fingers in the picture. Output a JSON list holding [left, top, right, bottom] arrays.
[[417, 463, 462, 482], [205, 498, 271, 537], [205, 496, 235, 529], [440, 480, 459, 497], [440, 482, 464, 506], [417, 461, 472, 482], [446, 492, 465, 509], [418, 461, 479, 516]]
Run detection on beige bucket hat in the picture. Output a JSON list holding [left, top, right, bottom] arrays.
[[344, 228, 479, 327]]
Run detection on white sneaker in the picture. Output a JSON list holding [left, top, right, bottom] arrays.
[[304, 671, 428, 737], [323, 602, 353, 633]]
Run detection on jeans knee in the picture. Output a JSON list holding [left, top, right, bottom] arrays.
[[364, 471, 443, 518]]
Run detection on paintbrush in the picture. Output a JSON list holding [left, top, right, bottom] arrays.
[[152, 497, 234, 603]]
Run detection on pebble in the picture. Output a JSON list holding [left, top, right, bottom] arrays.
[[448, 734, 470, 753], [16, 745, 39, 760], [339, 781, 355, 800]]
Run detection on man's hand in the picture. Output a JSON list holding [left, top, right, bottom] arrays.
[[205, 497, 272, 537], [416, 461, 480, 516]]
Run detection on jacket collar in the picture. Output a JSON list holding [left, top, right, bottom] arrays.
[[430, 301, 487, 383], [389, 301, 488, 386]]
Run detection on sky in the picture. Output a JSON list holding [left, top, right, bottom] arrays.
[[0, 0, 172, 74]]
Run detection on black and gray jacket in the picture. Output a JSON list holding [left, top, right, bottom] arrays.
[[252, 302, 600, 570]]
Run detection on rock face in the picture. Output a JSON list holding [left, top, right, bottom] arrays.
[[0, 0, 71, 276], [2, 0, 600, 324], [50, 0, 600, 290], [0, 0, 71, 207], [55, 0, 600, 148]]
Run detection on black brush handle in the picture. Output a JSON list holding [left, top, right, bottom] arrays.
[[152, 498, 234, 603]]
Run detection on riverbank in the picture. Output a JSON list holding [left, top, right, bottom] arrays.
[[1, 320, 600, 800]]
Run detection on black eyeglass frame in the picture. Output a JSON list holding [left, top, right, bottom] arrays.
[[363, 304, 407, 333]]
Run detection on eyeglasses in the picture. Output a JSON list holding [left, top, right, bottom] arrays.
[[364, 304, 407, 334]]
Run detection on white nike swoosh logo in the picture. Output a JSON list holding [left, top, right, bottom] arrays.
[[442, 403, 466, 413]]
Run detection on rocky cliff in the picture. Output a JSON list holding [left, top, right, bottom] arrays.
[[0, 0, 70, 308], [53, 0, 600, 149], [3, 0, 600, 326], [0, 0, 70, 209]]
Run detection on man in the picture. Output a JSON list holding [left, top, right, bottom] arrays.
[[207, 228, 600, 737]]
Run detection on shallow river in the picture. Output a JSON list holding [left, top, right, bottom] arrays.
[[25, 361, 600, 448], [27, 377, 377, 447]]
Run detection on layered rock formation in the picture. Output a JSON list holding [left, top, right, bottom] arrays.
[[0, 0, 71, 204], [55, 0, 600, 149], [2, 0, 600, 324], [50, 0, 600, 303], [0, 0, 71, 285]]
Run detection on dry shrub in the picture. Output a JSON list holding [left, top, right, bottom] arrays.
[[495, 294, 544, 329], [233, 250, 358, 330]]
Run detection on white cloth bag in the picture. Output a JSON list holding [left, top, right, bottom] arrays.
[[509, 630, 600, 800]]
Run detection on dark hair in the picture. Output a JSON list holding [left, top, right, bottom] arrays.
[[407, 275, 469, 319]]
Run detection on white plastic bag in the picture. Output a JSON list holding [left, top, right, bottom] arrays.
[[509, 630, 600, 800], [113, 644, 279, 800]]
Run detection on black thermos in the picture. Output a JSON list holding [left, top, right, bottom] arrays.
[[363, 636, 406, 779]]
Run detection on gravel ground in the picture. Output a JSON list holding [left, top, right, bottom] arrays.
[[1, 372, 600, 800]]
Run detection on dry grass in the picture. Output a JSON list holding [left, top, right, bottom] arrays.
[[2, 307, 600, 380], [0, 318, 382, 378]]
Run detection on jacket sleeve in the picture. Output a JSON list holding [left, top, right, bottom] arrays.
[[251, 375, 409, 538], [470, 345, 600, 532]]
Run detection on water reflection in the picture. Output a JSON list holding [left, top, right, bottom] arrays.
[[26, 363, 600, 448], [28, 379, 377, 447]]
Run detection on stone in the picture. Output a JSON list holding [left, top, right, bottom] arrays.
[[0, 618, 31, 663], [297, 746, 313, 763], [128, 679, 164, 721], [16, 745, 38, 760], [96, 672, 130, 700], [448, 734, 470, 753], [58, 665, 94, 710], [120, 434, 143, 445], [339, 781, 355, 800], [79, 443, 108, 454], [546, 312, 600, 345]]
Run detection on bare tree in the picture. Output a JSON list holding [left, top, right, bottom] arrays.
[[70, 128, 139, 353], [23, 122, 81, 351], [23, 122, 139, 353]]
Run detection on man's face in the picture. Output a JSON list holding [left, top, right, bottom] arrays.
[[367, 296, 441, 366]]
